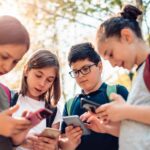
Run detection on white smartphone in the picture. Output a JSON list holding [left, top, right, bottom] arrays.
[[39, 128, 60, 139], [63, 115, 91, 135]]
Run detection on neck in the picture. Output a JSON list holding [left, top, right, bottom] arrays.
[[135, 40, 150, 66]]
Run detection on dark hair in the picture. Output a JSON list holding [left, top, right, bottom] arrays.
[[68, 42, 101, 66], [96, 4, 143, 47], [0, 15, 30, 50], [20, 50, 61, 106]]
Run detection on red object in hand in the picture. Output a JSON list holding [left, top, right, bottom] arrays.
[[26, 108, 52, 126]]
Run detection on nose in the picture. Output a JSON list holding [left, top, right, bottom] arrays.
[[39, 78, 46, 87]]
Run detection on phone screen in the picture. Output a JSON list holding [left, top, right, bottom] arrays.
[[81, 98, 100, 113]]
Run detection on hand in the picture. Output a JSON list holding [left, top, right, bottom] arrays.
[[80, 112, 120, 137], [19, 135, 38, 149], [96, 93, 127, 122], [33, 136, 58, 150], [0, 105, 31, 137], [80, 112, 106, 133], [65, 126, 82, 150]]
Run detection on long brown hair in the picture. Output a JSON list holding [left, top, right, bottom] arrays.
[[20, 50, 61, 106]]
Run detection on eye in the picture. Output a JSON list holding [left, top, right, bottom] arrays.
[[35, 74, 42, 78], [81, 66, 89, 73], [73, 70, 79, 75], [0, 54, 9, 60], [13, 60, 19, 65], [47, 78, 54, 83]]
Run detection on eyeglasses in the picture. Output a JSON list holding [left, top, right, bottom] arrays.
[[69, 64, 97, 78]]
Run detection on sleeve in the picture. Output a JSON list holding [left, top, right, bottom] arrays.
[[144, 54, 150, 91], [60, 103, 68, 134], [116, 85, 129, 101]]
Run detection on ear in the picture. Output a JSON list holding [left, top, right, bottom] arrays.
[[97, 61, 103, 73], [120, 28, 134, 44], [24, 65, 29, 77]]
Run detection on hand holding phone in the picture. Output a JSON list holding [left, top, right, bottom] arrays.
[[81, 98, 100, 113], [63, 115, 91, 135], [26, 108, 52, 126], [39, 128, 60, 139]]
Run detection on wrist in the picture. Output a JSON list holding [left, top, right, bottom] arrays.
[[121, 104, 131, 120]]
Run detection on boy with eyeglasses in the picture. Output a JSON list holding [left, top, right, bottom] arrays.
[[59, 42, 128, 150]]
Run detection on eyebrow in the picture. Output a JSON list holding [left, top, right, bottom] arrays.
[[73, 64, 94, 71], [37, 71, 55, 78]]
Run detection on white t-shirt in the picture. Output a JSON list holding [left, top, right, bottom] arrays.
[[13, 95, 62, 150], [119, 62, 150, 150]]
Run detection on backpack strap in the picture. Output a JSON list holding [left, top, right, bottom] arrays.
[[66, 95, 79, 115], [0, 83, 11, 103], [10, 92, 19, 106], [106, 85, 117, 101], [66, 98, 74, 116]]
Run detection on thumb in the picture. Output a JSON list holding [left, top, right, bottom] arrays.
[[5, 104, 19, 116], [109, 93, 123, 102]]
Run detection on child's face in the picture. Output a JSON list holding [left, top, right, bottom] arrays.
[[98, 36, 137, 70], [25, 67, 56, 100], [0, 44, 27, 75], [70, 59, 102, 94]]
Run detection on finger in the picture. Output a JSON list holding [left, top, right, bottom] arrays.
[[22, 110, 28, 117], [65, 125, 74, 132], [95, 104, 109, 114], [80, 112, 88, 121], [4, 105, 19, 116], [110, 93, 124, 102]]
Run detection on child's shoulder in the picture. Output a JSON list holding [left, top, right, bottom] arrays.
[[143, 54, 150, 91]]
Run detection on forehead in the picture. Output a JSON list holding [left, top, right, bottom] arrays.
[[71, 59, 93, 69], [32, 67, 57, 77]]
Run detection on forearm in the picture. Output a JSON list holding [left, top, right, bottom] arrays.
[[123, 105, 150, 125]]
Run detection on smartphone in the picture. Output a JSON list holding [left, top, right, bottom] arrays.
[[81, 97, 100, 113], [39, 127, 60, 139], [26, 108, 52, 126], [63, 115, 91, 135]]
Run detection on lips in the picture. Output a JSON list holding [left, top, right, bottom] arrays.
[[79, 80, 88, 84], [34, 88, 42, 93]]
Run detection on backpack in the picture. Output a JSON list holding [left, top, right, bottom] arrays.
[[10, 92, 57, 127], [66, 85, 117, 116], [0, 83, 11, 103]]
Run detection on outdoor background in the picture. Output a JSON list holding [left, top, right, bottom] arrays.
[[0, 0, 150, 108]]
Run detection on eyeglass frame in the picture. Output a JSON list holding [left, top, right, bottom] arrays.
[[69, 63, 97, 78]]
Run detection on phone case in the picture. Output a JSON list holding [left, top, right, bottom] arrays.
[[81, 98, 100, 113], [39, 128, 60, 139], [63, 115, 91, 135], [26, 108, 52, 126]]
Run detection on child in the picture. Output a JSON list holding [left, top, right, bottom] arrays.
[[95, 4, 150, 150], [12, 50, 61, 150], [0, 15, 31, 150], [59, 42, 128, 150]]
